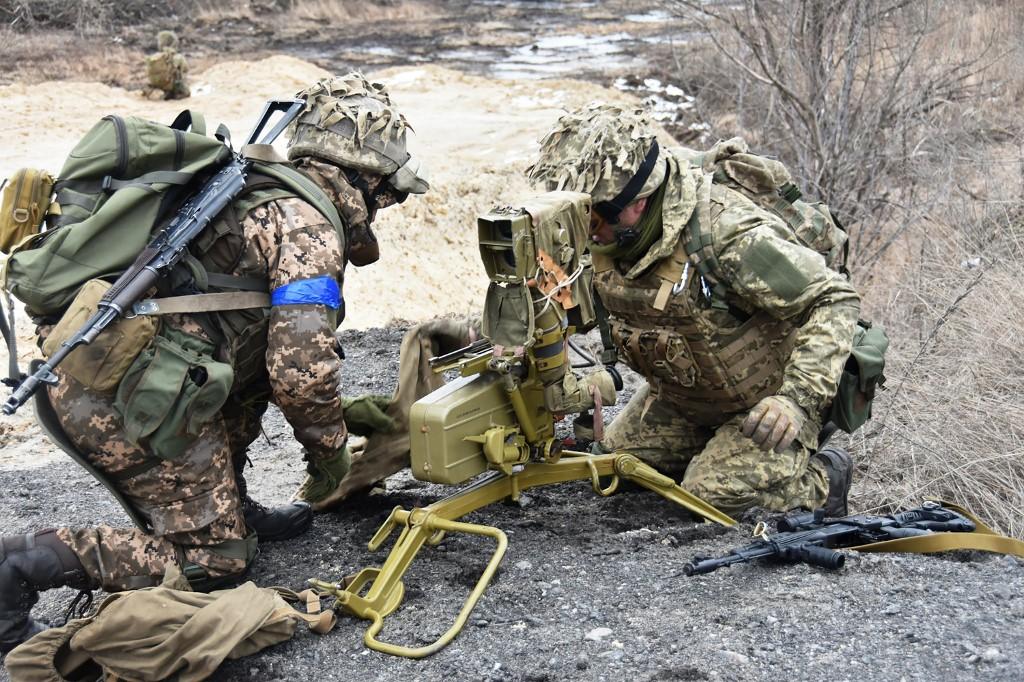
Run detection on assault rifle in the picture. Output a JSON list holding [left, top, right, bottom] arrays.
[[684, 501, 976, 575], [2, 99, 304, 415]]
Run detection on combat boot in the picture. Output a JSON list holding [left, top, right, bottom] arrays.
[[812, 446, 854, 517], [235, 460, 313, 543], [0, 529, 93, 653]]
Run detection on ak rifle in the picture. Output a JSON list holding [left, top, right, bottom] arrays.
[[684, 501, 976, 575], [2, 99, 305, 415]]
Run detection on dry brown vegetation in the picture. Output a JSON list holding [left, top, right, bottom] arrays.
[[668, 0, 1024, 535], [193, 0, 435, 24]]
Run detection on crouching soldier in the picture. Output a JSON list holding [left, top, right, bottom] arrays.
[[527, 104, 860, 518], [0, 73, 429, 652], [145, 30, 190, 100]]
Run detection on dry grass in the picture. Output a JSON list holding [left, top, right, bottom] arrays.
[[672, 0, 1024, 535], [850, 207, 1024, 537], [193, 0, 434, 24]]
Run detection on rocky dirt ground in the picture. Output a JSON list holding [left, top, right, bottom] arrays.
[[1, 328, 1022, 682], [1, 2, 1023, 679]]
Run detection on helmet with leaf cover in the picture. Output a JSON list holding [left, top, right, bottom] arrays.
[[526, 103, 665, 223], [156, 30, 178, 50], [287, 73, 429, 195]]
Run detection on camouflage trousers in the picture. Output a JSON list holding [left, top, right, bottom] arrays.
[[602, 383, 829, 515], [48, 370, 250, 592]]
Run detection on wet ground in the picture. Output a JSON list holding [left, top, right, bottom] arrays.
[[189, 0, 708, 141]]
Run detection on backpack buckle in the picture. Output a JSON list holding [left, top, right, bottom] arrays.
[[101, 175, 114, 191]]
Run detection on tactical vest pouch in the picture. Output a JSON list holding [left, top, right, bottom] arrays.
[[610, 321, 698, 388], [115, 325, 233, 460], [42, 278, 158, 393], [0, 168, 55, 254], [829, 320, 888, 433]]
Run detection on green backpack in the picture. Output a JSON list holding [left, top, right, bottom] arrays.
[[0, 109, 345, 459], [2, 109, 342, 319], [684, 139, 887, 435]]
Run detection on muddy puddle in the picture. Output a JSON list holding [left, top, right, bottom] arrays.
[[277, 0, 706, 139]]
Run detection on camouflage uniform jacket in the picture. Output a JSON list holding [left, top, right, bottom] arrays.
[[593, 147, 860, 432], [194, 162, 357, 460]]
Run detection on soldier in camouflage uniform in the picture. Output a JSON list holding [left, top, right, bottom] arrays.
[[527, 104, 859, 517], [145, 31, 190, 100], [0, 73, 429, 653]]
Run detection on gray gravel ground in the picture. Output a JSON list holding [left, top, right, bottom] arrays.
[[2, 326, 1022, 681]]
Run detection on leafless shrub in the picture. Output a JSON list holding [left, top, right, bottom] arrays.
[[665, 0, 1004, 272], [1, 0, 190, 33], [667, 0, 1024, 535]]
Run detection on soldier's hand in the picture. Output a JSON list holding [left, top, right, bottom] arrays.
[[741, 395, 806, 452], [341, 394, 397, 437]]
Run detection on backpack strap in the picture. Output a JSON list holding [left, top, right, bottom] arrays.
[[0, 290, 22, 387], [55, 170, 194, 197], [169, 110, 206, 136]]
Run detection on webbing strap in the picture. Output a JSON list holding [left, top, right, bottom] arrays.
[[850, 501, 1024, 559], [205, 272, 270, 291], [134, 291, 271, 315], [684, 174, 729, 310], [0, 290, 20, 385], [57, 170, 194, 196], [241, 143, 288, 164], [55, 189, 98, 211], [30, 361, 152, 532], [105, 170, 193, 191]]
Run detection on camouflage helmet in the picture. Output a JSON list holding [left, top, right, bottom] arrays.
[[526, 103, 666, 222], [156, 30, 178, 50], [287, 73, 429, 195]]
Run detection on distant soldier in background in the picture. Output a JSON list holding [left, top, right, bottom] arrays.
[[145, 30, 190, 100]]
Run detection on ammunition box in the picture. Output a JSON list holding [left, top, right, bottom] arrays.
[[410, 371, 517, 485]]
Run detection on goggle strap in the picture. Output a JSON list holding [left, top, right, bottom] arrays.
[[593, 139, 660, 223]]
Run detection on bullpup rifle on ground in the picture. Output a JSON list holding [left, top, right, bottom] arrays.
[[684, 501, 977, 575]]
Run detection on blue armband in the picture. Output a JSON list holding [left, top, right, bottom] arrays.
[[270, 276, 342, 309]]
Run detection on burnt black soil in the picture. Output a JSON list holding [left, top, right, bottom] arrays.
[[1, 326, 1023, 681]]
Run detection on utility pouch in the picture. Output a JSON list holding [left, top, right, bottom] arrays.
[[829, 320, 889, 433], [115, 325, 233, 460], [611, 321, 698, 388], [42, 279, 158, 392], [0, 168, 56, 254]]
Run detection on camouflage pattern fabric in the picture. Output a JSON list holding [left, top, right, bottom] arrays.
[[146, 49, 189, 100], [50, 367, 248, 591], [288, 74, 413, 179], [293, 157, 380, 266], [529, 104, 860, 513], [229, 191, 349, 461], [603, 384, 829, 515], [45, 183, 351, 586], [526, 103, 667, 203]]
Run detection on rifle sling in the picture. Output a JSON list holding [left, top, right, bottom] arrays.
[[133, 291, 270, 316], [849, 501, 1024, 559]]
